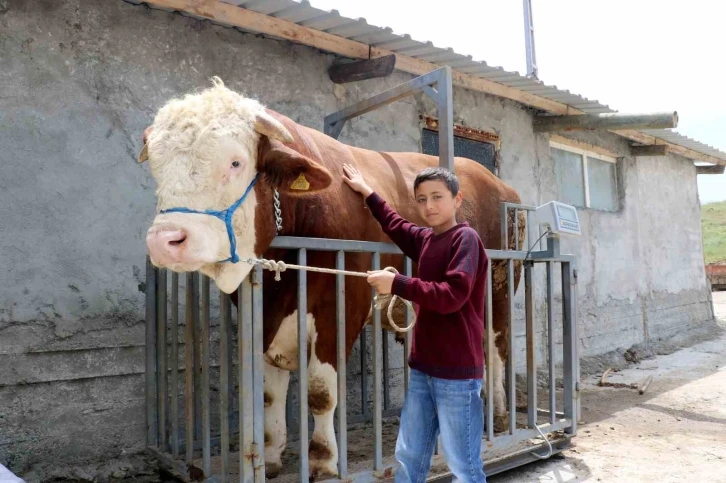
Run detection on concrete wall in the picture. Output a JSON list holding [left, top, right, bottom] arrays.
[[0, 0, 714, 478]]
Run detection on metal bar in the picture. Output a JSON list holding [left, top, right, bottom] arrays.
[[514, 209, 520, 250], [525, 264, 537, 428], [239, 277, 254, 483], [200, 276, 211, 477], [547, 262, 556, 426], [562, 262, 577, 435], [171, 272, 179, 457], [436, 66, 454, 171], [297, 249, 309, 482], [485, 262, 494, 441], [371, 253, 383, 470], [382, 329, 390, 410], [336, 251, 348, 478], [184, 272, 195, 462], [403, 258, 412, 393], [145, 257, 158, 447], [507, 260, 516, 435], [252, 266, 266, 483], [324, 67, 452, 138], [500, 204, 508, 250], [224, 288, 235, 437], [360, 327, 369, 419], [157, 269, 168, 450], [192, 273, 202, 444], [219, 292, 231, 482], [271, 236, 402, 255]]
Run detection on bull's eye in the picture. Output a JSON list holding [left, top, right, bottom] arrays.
[[232, 161, 240, 168]]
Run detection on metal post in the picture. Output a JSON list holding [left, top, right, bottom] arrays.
[[200, 276, 211, 477], [383, 329, 390, 411], [485, 263, 495, 441], [170, 272, 179, 457], [500, 204, 509, 250], [297, 249, 309, 482], [546, 262, 556, 425], [192, 273, 202, 444], [562, 262, 577, 435], [157, 269, 168, 450], [184, 272, 195, 462], [523, 0, 538, 79], [145, 257, 158, 447], [360, 327, 369, 420], [220, 291, 231, 482], [525, 264, 537, 429], [371, 253, 383, 470], [437, 66, 454, 171], [336, 251, 348, 478], [252, 266, 266, 483], [507, 260, 516, 435], [239, 277, 254, 483], [403, 257, 412, 393]]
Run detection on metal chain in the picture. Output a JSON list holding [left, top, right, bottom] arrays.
[[273, 189, 283, 233]]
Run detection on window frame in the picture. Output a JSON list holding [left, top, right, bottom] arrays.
[[550, 141, 618, 210], [421, 116, 500, 176]]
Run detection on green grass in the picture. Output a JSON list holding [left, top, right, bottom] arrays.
[[702, 201, 726, 264]]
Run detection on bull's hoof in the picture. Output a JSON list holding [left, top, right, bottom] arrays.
[[494, 413, 510, 433], [266, 462, 282, 479], [309, 460, 337, 481]]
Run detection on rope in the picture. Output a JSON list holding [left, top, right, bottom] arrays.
[[530, 423, 554, 460], [246, 258, 416, 333]]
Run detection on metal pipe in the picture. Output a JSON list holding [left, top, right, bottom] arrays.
[[383, 329, 390, 411], [192, 273, 202, 443], [297, 249, 309, 482], [360, 326, 369, 420], [437, 66, 454, 171], [157, 269, 168, 450], [514, 209, 520, 250], [507, 260, 516, 435], [562, 262, 577, 435], [219, 291, 231, 482], [485, 262, 495, 441], [252, 266, 266, 483], [200, 275, 211, 476], [336, 251, 348, 478], [185, 272, 195, 462], [145, 258, 158, 447], [500, 204, 508, 250], [171, 272, 179, 457], [371, 253, 383, 469], [525, 264, 537, 429], [546, 262, 556, 426], [239, 277, 254, 483]]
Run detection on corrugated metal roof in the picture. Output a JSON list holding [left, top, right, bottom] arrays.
[[156, 0, 726, 163]]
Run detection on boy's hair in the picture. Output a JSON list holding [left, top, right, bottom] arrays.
[[413, 167, 459, 196]]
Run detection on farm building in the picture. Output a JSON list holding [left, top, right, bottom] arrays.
[[1, 0, 725, 481]]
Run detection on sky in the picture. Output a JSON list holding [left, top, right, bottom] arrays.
[[308, 0, 725, 204]]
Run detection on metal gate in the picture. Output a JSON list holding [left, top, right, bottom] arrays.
[[143, 68, 579, 482]]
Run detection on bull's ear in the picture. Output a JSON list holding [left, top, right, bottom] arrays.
[[254, 110, 294, 144], [137, 126, 153, 163], [258, 137, 332, 195]]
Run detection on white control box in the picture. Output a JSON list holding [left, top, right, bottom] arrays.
[[535, 201, 582, 236]]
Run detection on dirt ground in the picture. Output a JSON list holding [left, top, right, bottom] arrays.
[[491, 291, 726, 483]]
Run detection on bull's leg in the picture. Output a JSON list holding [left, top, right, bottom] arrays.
[[264, 361, 290, 478], [492, 342, 509, 432], [308, 356, 338, 479]]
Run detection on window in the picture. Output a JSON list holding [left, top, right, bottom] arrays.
[[420, 117, 499, 175], [551, 142, 618, 212]]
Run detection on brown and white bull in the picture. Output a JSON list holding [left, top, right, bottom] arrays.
[[141, 78, 525, 478]]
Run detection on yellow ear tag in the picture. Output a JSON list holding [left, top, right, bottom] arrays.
[[290, 173, 310, 191]]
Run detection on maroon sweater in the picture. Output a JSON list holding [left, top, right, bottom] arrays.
[[366, 192, 488, 380]]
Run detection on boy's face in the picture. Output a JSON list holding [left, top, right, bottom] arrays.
[[414, 180, 462, 230]]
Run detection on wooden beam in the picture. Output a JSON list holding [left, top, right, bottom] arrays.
[[696, 164, 725, 175], [328, 55, 396, 84], [630, 144, 668, 156], [534, 112, 678, 133], [135, 0, 726, 166], [549, 135, 620, 160]]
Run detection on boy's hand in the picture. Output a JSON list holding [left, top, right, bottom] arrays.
[[343, 164, 374, 198], [366, 270, 395, 295]]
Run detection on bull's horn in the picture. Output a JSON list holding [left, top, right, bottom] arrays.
[[254, 111, 294, 144]]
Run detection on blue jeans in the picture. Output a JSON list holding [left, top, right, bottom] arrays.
[[394, 369, 486, 483]]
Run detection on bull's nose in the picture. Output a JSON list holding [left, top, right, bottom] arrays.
[[146, 225, 188, 266]]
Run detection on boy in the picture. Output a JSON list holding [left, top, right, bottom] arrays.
[[342, 164, 488, 483]]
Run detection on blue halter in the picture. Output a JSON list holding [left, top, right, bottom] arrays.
[[159, 174, 259, 263]]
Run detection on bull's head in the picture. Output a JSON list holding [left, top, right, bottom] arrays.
[[140, 77, 331, 293]]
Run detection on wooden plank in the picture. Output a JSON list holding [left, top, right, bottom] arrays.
[[329, 55, 396, 84], [696, 164, 725, 175], [534, 112, 678, 132], [631, 144, 668, 156], [136, 0, 726, 166]]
